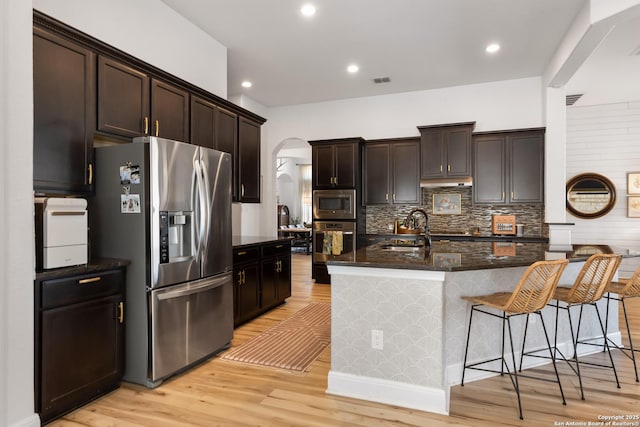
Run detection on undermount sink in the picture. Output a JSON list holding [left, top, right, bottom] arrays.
[[380, 240, 426, 252]]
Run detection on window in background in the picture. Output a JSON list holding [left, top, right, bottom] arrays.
[[299, 164, 312, 224]]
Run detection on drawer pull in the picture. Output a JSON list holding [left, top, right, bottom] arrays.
[[78, 277, 101, 284], [118, 302, 124, 324], [275, 245, 284, 249], [237, 251, 247, 256]]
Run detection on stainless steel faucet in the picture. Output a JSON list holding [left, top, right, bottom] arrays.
[[403, 208, 431, 246]]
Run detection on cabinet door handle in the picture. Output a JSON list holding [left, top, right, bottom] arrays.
[[502, 192, 505, 201], [118, 302, 124, 324], [334, 176, 337, 185], [511, 191, 514, 199], [88, 163, 93, 185], [241, 184, 245, 197], [144, 116, 149, 135], [78, 276, 101, 285], [440, 164, 443, 173], [155, 120, 159, 137], [393, 193, 396, 202], [237, 251, 247, 256], [448, 164, 451, 172], [241, 270, 246, 285], [385, 193, 389, 201]]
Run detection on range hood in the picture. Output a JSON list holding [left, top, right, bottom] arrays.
[[420, 176, 473, 188]]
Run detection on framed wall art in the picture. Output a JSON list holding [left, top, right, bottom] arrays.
[[432, 193, 461, 215], [628, 196, 640, 218], [628, 172, 640, 195]]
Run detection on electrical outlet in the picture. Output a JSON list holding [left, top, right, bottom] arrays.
[[371, 329, 384, 350]]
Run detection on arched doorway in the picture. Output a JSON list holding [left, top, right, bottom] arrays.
[[273, 137, 312, 227]]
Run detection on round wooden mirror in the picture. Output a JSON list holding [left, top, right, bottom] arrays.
[[566, 173, 616, 219]]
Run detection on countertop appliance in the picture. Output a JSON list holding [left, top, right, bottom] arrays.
[[92, 136, 232, 388], [492, 215, 517, 235], [35, 197, 88, 270]]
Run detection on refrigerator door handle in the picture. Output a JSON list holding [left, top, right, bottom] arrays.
[[197, 157, 211, 256], [156, 274, 231, 300], [193, 158, 206, 261]]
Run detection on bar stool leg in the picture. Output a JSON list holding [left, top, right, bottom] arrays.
[[593, 304, 621, 388], [518, 313, 531, 372], [565, 306, 586, 400], [621, 298, 640, 382], [461, 305, 476, 386], [505, 315, 523, 420], [501, 312, 507, 376], [538, 311, 567, 405]]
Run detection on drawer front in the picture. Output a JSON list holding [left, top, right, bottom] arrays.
[[42, 268, 124, 309], [233, 246, 260, 264], [262, 241, 291, 258]]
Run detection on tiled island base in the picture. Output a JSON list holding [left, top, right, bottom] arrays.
[[326, 261, 621, 415]]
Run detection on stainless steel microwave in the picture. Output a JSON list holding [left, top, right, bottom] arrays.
[[312, 189, 356, 220]]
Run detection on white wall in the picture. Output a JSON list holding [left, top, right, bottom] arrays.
[[567, 100, 640, 276], [32, 0, 227, 99], [1, 0, 38, 425]]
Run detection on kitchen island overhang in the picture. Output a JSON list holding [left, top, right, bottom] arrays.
[[325, 241, 636, 415]]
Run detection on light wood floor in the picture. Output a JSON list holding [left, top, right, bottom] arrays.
[[51, 253, 640, 426]]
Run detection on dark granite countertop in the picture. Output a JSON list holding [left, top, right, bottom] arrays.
[[328, 241, 637, 272], [36, 258, 129, 281], [232, 235, 291, 248], [361, 233, 548, 243]]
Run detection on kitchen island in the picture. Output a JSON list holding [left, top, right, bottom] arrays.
[[326, 240, 636, 415]]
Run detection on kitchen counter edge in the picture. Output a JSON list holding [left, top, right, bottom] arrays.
[[36, 258, 130, 281]]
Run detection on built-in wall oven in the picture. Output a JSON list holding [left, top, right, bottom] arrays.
[[312, 189, 356, 220], [312, 221, 356, 263]]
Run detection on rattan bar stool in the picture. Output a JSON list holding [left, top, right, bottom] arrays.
[[533, 254, 622, 401], [601, 269, 640, 382], [460, 259, 569, 420]]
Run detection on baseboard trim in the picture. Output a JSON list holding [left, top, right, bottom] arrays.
[[326, 371, 449, 415], [9, 414, 40, 427]]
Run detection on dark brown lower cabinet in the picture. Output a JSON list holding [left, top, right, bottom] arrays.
[[261, 242, 292, 310], [233, 240, 291, 327], [233, 246, 262, 326], [35, 267, 125, 424]]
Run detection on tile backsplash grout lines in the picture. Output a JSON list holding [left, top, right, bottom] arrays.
[[365, 187, 547, 237]]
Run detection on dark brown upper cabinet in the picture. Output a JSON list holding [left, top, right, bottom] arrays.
[[33, 27, 96, 195], [237, 117, 261, 203], [473, 129, 544, 205], [214, 107, 238, 155], [97, 56, 149, 139], [418, 122, 475, 179], [150, 79, 190, 143], [34, 11, 266, 202], [190, 95, 217, 149], [310, 138, 362, 189], [364, 138, 420, 205]]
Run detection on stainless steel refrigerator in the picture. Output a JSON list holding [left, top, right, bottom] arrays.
[[92, 136, 233, 388]]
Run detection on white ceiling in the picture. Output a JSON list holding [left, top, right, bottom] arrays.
[[160, 0, 640, 108]]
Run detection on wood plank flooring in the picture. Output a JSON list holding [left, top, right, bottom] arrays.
[[50, 254, 640, 426]]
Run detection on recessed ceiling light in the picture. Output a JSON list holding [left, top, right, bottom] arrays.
[[241, 81, 252, 88], [347, 64, 359, 74], [301, 4, 316, 17], [486, 43, 500, 54]]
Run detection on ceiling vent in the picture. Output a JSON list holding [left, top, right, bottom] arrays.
[[566, 94, 583, 106], [373, 77, 391, 84]]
